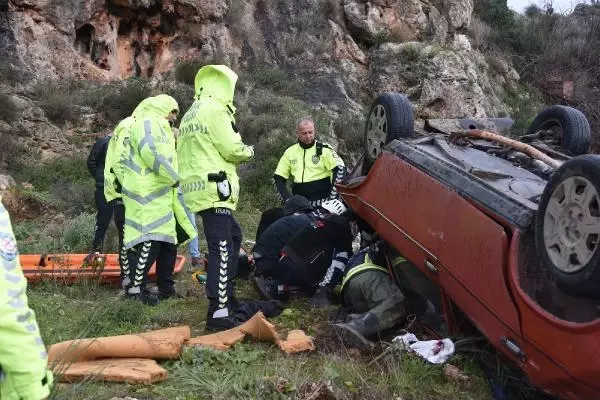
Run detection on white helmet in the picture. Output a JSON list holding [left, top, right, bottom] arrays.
[[321, 199, 347, 215]]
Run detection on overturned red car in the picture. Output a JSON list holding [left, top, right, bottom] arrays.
[[338, 92, 600, 400]]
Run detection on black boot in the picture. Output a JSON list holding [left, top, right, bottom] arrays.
[[333, 312, 380, 351], [126, 288, 159, 306], [205, 303, 239, 332]]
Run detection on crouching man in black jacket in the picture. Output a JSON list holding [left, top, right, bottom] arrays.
[[252, 196, 356, 307]]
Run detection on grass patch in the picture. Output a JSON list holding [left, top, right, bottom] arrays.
[[22, 208, 494, 400], [14, 157, 90, 192], [28, 275, 494, 400], [97, 78, 152, 123]]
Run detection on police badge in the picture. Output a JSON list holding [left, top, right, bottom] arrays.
[[312, 155, 320, 164], [0, 232, 17, 261]]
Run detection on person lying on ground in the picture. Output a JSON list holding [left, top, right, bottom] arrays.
[[332, 242, 444, 351]]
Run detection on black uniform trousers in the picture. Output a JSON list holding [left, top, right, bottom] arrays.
[[92, 186, 113, 251], [199, 208, 242, 314], [126, 240, 178, 295]]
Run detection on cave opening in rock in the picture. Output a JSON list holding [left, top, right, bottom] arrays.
[[118, 19, 134, 36], [75, 23, 95, 56]]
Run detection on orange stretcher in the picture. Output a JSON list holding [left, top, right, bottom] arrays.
[[20, 254, 186, 283]]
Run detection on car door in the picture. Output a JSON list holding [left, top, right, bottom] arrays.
[[436, 193, 522, 344], [340, 151, 452, 278]]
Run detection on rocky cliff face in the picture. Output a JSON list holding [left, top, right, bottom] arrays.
[[1, 0, 520, 158]]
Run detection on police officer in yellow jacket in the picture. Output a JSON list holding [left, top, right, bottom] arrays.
[[178, 65, 254, 331], [273, 117, 346, 207], [121, 95, 197, 306], [103, 97, 152, 291], [0, 197, 53, 400]]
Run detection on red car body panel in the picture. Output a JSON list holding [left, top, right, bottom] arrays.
[[338, 150, 600, 400]]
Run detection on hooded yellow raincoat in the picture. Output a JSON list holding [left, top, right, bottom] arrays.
[[103, 97, 153, 203], [0, 198, 53, 400], [120, 95, 197, 249], [177, 65, 254, 212]]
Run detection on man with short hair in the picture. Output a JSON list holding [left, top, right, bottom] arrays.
[[273, 117, 346, 207]]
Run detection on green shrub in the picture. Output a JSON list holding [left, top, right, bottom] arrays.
[[333, 111, 365, 157], [174, 60, 205, 86], [0, 94, 19, 122], [0, 62, 28, 86], [401, 44, 421, 62], [237, 90, 330, 145], [0, 131, 27, 172], [15, 157, 90, 192], [100, 78, 151, 123], [174, 58, 228, 86], [239, 131, 291, 211], [51, 179, 95, 216], [161, 81, 196, 117], [243, 66, 301, 96], [503, 85, 545, 135], [35, 80, 83, 125]]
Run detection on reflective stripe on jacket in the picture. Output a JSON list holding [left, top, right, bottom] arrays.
[[121, 95, 197, 249], [340, 252, 390, 295], [178, 65, 254, 212], [274, 141, 345, 201], [0, 197, 53, 400]]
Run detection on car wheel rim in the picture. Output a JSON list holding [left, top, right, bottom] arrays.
[[544, 176, 600, 273], [366, 104, 387, 159]]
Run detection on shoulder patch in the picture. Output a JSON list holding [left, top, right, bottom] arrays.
[[0, 232, 18, 261]]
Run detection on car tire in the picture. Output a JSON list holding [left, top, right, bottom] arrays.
[[535, 155, 600, 297], [364, 92, 414, 166], [526, 105, 591, 156]]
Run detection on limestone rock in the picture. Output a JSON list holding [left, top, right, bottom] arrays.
[[446, 0, 473, 29], [0, 175, 16, 191], [343, 0, 428, 43], [2, 0, 520, 157]]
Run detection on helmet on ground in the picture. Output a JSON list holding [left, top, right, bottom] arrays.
[[321, 199, 347, 215], [283, 195, 314, 216]]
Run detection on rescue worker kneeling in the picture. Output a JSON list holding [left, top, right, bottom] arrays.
[[1, 197, 54, 399], [252, 197, 354, 304], [121, 95, 197, 306], [333, 243, 407, 351]]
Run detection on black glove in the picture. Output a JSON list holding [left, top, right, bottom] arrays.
[[310, 286, 332, 308]]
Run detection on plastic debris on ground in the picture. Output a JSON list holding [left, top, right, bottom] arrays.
[[392, 332, 455, 364]]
